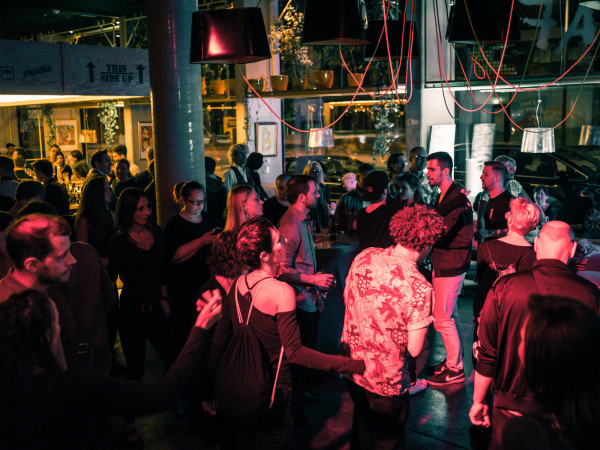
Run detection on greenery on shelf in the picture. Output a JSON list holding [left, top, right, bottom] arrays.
[[269, 6, 312, 77], [369, 96, 401, 158], [98, 101, 119, 146], [41, 105, 55, 147]]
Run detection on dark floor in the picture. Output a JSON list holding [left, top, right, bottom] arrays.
[[109, 280, 478, 449]]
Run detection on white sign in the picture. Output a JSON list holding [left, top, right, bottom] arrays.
[[429, 124, 456, 161]]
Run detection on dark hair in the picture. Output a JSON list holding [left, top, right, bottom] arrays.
[[15, 181, 44, 202], [32, 159, 53, 177], [389, 204, 444, 252], [286, 174, 314, 205], [0, 155, 15, 174], [90, 149, 109, 168], [0, 212, 13, 231], [386, 152, 406, 174], [14, 155, 26, 168], [524, 295, 600, 449], [5, 142, 15, 149], [236, 217, 276, 270], [246, 152, 264, 171], [484, 161, 507, 181], [208, 230, 242, 278], [50, 144, 61, 152], [13, 148, 26, 159], [409, 146, 426, 157], [16, 201, 59, 218], [427, 151, 453, 174], [205, 156, 217, 174], [357, 163, 375, 177], [113, 145, 128, 158], [276, 173, 291, 184], [5, 214, 71, 269], [533, 185, 549, 197], [0, 290, 61, 447], [70, 150, 83, 161], [75, 176, 112, 240], [116, 158, 130, 170], [395, 172, 423, 204], [116, 187, 149, 232]]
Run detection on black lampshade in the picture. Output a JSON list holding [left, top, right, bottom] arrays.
[[301, 0, 368, 46], [365, 20, 420, 60], [190, 8, 271, 64], [446, 0, 521, 44]]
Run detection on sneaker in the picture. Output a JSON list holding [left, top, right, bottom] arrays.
[[427, 367, 465, 386], [409, 378, 428, 395], [425, 358, 447, 375]]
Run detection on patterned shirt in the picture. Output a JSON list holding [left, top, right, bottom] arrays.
[[414, 170, 438, 207], [342, 245, 433, 396]]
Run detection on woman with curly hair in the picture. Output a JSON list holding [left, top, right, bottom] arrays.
[[0, 289, 222, 450], [342, 204, 443, 448], [74, 176, 115, 266], [502, 295, 600, 449], [223, 183, 263, 232]]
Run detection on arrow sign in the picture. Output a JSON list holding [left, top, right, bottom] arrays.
[[87, 62, 95, 82], [136, 65, 145, 84]]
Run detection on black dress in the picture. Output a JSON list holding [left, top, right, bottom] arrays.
[[163, 212, 217, 342], [108, 227, 178, 381]]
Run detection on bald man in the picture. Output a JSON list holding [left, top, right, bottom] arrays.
[[470, 221, 600, 448]]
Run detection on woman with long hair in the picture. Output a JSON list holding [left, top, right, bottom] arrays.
[[108, 187, 179, 444], [210, 217, 370, 448], [164, 181, 219, 343], [223, 183, 263, 232], [0, 289, 222, 450], [53, 151, 72, 185], [394, 172, 424, 207], [74, 176, 115, 266], [533, 185, 559, 225], [502, 295, 600, 449]]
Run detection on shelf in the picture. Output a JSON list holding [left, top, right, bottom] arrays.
[[247, 85, 406, 99]]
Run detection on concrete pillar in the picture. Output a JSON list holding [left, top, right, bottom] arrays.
[[145, 0, 204, 225]]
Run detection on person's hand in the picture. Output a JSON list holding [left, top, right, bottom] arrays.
[[198, 229, 219, 247], [202, 400, 217, 416], [161, 298, 171, 316], [469, 401, 491, 427], [312, 272, 335, 290], [195, 289, 222, 329], [363, 358, 380, 379]]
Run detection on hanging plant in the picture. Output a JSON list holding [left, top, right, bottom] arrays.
[[269, 6, 313, 77], [98, 101, 119, 146], [41, 105, 56, 147], [369, 97, 401, 158]]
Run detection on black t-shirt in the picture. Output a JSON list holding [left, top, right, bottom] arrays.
[[263, 197, 288, 227], [484, 190, 513, 230], [357, 199, 403, 251]]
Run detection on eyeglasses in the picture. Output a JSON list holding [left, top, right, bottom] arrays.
[[186, 198, 205, 206]]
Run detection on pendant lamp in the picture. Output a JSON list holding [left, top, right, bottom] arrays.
[[579, 1, 600, 10], [190, 8, 271, 64], [521, 128, 555, 154], [365, 20, 420, 61], [308, 129, 334, 148], [301, 0, 368, 46], [446, 0, 521, 44]]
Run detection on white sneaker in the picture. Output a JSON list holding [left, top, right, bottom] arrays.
[[409, 378, 428, 395]]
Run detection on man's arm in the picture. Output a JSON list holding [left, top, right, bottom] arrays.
[[470, 371, 492, 427]]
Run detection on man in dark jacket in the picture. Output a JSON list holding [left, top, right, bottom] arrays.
[[469, 221, 600, 448], [32, 159, 70, 215], [426, 152, 474, 386]]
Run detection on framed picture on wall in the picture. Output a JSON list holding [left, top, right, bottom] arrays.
[[55, 120, 78, 151], [255, 122, 277, 156], [138, 122, 153, 160]]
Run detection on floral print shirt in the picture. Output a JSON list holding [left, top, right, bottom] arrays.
[[342, 245, 433, 396]]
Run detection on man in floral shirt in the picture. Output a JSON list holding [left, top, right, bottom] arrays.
[[341, 205, 443, 449]]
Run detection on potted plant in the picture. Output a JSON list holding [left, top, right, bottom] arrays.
[[269, 6, 312, 91], [210, 65, 228, 95], [312, 46, 338, 89], [342, 46, 366, 87]]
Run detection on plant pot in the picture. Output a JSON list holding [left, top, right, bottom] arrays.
[[347, 73, 364, 87], [270, 75, 289, 92], [211, 79, 226, 95], [247, 78, 264, 92], [292, 76, 309, 90], [228, 78, 236, 95], [314, 70, 334, 89]]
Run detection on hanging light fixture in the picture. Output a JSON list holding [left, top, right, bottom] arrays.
[[301, 0, 368, 46], [521, 128, 555, 153], [190, 8, 271, 64], [365, 20, 420, 60], [308, 129, 334, 148], [446, 0, 521, 44], [579, 1, 600, 10]]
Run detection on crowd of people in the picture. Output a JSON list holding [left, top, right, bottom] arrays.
[[0, 141, 599, 450]]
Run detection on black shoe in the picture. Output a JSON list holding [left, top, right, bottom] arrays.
[[427, 367, 465, 386], [426, 358, 447, 375]]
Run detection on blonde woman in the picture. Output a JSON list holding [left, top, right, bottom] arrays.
[[224, 183, 263, 232]]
